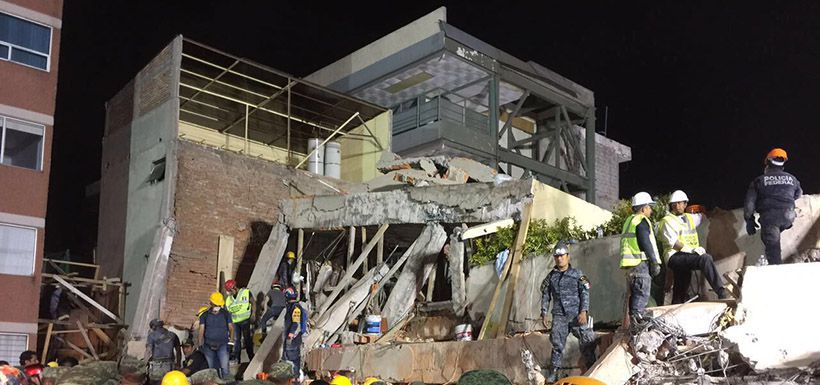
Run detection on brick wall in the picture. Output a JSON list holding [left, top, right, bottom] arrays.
[[162, 140, 351, 327]]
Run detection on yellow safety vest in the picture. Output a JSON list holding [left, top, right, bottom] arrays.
[[620, 213, 660, 268], [659, 213, 700, 259], [226, 288, 251, 323]]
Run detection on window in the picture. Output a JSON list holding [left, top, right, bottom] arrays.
[[1, 116, 44, 171], [0, 12, 51, 70], [0, 223, 36, 276], [147, 157, 166, 184], [0, 334, 28, 364]]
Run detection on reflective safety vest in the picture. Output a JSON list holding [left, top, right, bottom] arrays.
[[620, 213, 660, 268], [226, 288, 251, 323], [659, 213, 700, 259]]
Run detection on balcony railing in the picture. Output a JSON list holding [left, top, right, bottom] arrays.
[[393, 95, 490, 136]]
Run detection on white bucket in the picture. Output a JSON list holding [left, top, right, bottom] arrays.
[[307, 138, 324, 175], [365, 314, 382, 335], [324, 141, 341, 179], [455, 323, 473, 341]]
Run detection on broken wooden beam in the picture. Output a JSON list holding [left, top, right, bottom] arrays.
[[53, 275, 121, 322], [41, 323, 53, 363], [76, 320, 99, 360], [460, 219, 515, 240]]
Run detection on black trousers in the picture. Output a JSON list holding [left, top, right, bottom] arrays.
[[668, 252, 724, 304]]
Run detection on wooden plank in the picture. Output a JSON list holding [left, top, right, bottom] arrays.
[[91, 328, 112, 346], [42, 273, 125, 287], [53, 275, 121, 322], [377, 237, 384, 265], [53, 336, 93, 360], [76, 320, 99, 360], [38, 319, 123, 329], [425, 267, 437, 301], [41, 323, 53, 363], [318, 224, 389, 317], [497, 203, 534, 336], [478, 203, 532, 340], [217, 235, 235, 288], [460, 219, 515, 240], [375, 312, 413, 344], [347, 227, 355, 289], [362, 228, 368, 272]]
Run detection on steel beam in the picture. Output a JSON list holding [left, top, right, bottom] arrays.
[[498, 149, 587, 187]]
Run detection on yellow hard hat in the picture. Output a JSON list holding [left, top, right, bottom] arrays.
[[161, 370, 187, 385], [362, 377, 382, 385], [330, 375, 352, 385], [196, 306, 209, 316], [287, 251, 296, 259], [46, 362, 58, 368], [554, 376, 607, 385], [209, 292, 225, 307]]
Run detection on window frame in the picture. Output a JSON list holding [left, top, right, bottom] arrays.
[[0, 11, 53, 72], [0, 222, 38, 277], [0, 115, 46, 171], [0, 333, 30, 364]]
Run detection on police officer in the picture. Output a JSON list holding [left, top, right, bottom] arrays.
[[659, 190, 728, 304], [283, 287, 307, 378], [540, 241, 596, 382], [744, 148, 802, 265], [620, 192, 662, 325]]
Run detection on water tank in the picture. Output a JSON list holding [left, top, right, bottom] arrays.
[[307, 138, 324, 175], [324, 141, 341, 179]]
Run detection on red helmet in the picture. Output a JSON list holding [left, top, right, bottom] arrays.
[[224, 279, 237, 291], [284, 287, 298, 300]]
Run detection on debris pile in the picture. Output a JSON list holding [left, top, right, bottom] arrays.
[[366, 152, 498, 189]]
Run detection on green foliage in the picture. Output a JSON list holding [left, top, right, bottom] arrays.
[[468, 194, 673, 266], [468, 217, 597, 266]]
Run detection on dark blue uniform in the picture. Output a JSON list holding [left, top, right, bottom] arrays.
[[540, 265, 596, 373], [283, 301, 307, 377], [744, 166, 802, 264]]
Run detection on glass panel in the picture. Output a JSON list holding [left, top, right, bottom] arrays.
[[10, 47, 47, 70], [0, 224, 36, 276], [0, 12, 50, 54], [0, 334, 28, 364], [2, 123, 43, 170], [0, 43, 8, 59]]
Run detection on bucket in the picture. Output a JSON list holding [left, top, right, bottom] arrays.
[[455, 323, 473, 341], [365, 315, 382, 335]]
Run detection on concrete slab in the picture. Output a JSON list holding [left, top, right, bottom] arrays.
[[722, 263, 820, 371], [646, 302, 728, 336], [585, 333, 639, 385]]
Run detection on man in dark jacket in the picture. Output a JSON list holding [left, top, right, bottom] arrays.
[[541, 241, 597, 382], [146, 319, 181, 383], [179, 341, 209, 377], [744, 148, 802, 265], [283, 287, 307, 378], [198, 292, 234, 379]]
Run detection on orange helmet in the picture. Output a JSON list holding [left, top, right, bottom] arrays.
[[765, 148, 788, 166]]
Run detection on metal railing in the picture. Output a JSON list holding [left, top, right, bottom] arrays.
[[392, 95, 490, 136]]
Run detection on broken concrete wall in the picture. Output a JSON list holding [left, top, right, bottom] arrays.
[[723, 263, 820, 370], [163, 141, 349, 327], [338, 111, 392, 182], [382, 223, 447, 327], [467, 236, 625, 330], [306, 334, 585, 384], [530, 181, 612, 230]]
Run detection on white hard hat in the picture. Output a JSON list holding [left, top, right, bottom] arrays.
[[669, 190, 689, 203], [631, 192, 655, 207]]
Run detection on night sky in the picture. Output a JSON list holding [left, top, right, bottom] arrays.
[[45, 1, 820, 253]]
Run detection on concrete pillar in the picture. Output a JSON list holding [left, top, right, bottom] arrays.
[[448, 226, 467, 318]]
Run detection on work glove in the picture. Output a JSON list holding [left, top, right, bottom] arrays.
[[745, 218, 758, 235], [649, 262, 661, 278], [694, 246, 706, 255]]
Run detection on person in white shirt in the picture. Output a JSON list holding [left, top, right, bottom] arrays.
[[658, 190, 728, 304]]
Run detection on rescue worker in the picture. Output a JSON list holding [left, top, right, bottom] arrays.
[[179, 340, 208, 377], [278, 251, 297, 288], [283, 287, 307, 378], [744, 148, 802, 265], [198, 292, 233, 379], [659, 190, 728, 303], [224, 279, 255, 363], [146, 319, 181, 384], [191, 306, 209, 347], [329, 375, 352, 385], [259, 280, 288, 334], [267, 361, 297, 385], [540, 241, 596, 382], [620, 192, 662, 325]]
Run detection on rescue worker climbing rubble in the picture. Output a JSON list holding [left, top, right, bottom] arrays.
[[225, 279, 255, 364], [283, 287, 307, 379], [659, 190, 728, 303], [540, 241, 597, 382], [278, 251, 297, 288], [620, 192, 662, 326], [744, 148, 802, 265]]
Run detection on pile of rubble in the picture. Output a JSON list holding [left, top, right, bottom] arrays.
[[589, 263, 820, 385], [365, 152, 499, 190]]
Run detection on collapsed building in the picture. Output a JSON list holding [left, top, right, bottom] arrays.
[[56, 5, 819, 385]]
